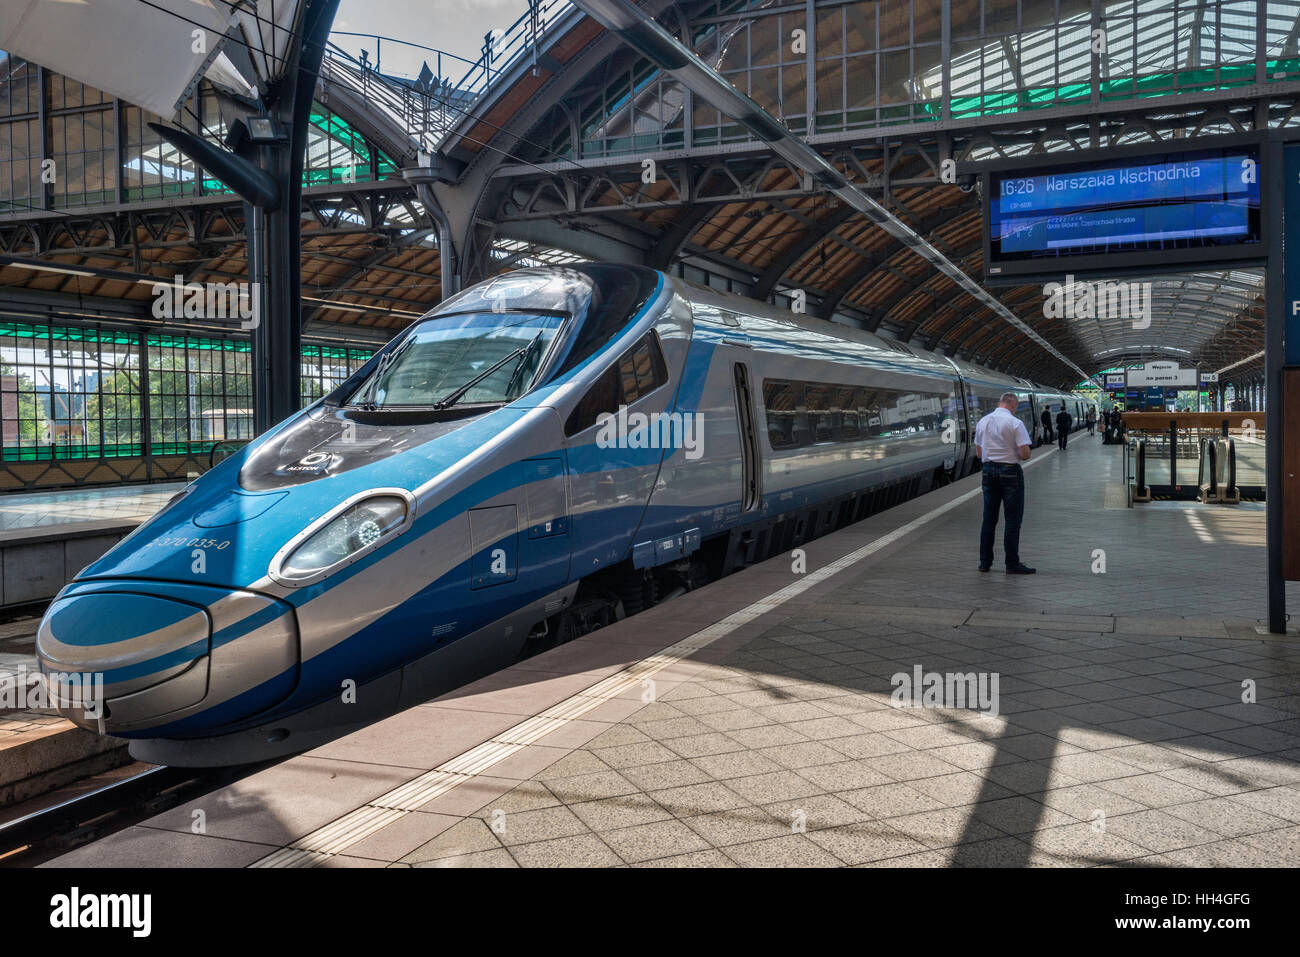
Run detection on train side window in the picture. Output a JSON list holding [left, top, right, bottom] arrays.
[[836, 386, 860, 441], [805, 384, 834, 443], [623, 334, 666, 402], [762, 378, 950, 448], [792, 387, 813, 447], [565, 365, 621, 436], [763, 380, 798, 449], [618, 359, 639, 404], [564, 331, 668, 436], [858, 388, 882, 438], [897, 391, 930, 433], [878, 390, 900, 435]]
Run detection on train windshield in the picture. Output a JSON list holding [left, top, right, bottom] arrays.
[[348, 312, 566, 409]]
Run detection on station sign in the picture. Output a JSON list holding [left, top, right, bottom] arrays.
[[983, 141, 1263, 279], [1200, 372, 1219, 383], [1285, 143, 1300, 365], [1104, 373, 1126, 388], [1128, 363, 1197, 387]]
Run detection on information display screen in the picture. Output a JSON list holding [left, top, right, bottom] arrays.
[[986, 145, 1261, 275], [1124, 387, 1169, 411]]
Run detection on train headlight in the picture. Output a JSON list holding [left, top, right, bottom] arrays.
[[270, 489, 415, 586]]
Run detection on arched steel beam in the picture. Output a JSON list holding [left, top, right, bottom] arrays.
[[752, 203, 858, 301], [707, 205, 787, 263], [987, 323, 1092, 374], [960, 300, 1070, 364], [930, 287, 1040, 356], [928, 283, 1041, 352], [816, 249, 895, 323], [865, 261, 978, 343], [986, 324, 1076, 369], [893, 259, 981, 341], [815, 207, 964, 321], [302, 227, 437, 325], [969, 321, 1071, 375], [645, 204, 721, 270]]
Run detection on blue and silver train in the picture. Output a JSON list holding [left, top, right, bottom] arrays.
[[37, 264, 1087, 765]]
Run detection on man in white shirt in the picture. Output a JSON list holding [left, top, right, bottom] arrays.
[[973, 392, 1035, 574]]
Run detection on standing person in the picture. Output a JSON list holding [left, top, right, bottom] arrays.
[[1040, 406, 1053, 445], [974, 392, 1036, 574], [1086, 408, 1096, 435], [1056, 406, 1072, 450]]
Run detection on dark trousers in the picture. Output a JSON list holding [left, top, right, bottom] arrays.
[[980, 462, 1025, 568], [1058, 429, 1068, 450]]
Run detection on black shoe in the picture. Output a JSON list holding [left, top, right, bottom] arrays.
[[1006, 563, 1037, 574], [978, 564, 991, 573]]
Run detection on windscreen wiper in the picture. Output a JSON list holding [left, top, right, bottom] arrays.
[[353, 336, 415, 410], [502, 330, 545, 399], [432, 347, 527, 411]]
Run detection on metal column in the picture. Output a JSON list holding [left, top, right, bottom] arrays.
[[150, 0, 341, 436], [1266, 137, 1285, 632], [249, 0, 341, 433]]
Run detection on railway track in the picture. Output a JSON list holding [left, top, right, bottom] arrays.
[[0, 761, 275, 867]]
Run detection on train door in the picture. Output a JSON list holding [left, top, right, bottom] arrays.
[[1021, 392, 1041, 445], [733, 363, 762, 511], [941, 361, 970, 476], [564, 331, 675, 575], [519, 455, 572, 594]]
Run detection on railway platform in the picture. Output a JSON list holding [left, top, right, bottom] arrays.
[[42, 436, 1300, 867], [0, 618, 131, 811], [0, 483, 184, 611]]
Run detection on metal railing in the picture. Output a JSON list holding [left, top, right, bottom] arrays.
[[1126, 437, 1146, 505], [451, 0, 573, 97], [321, 1, 575, 155], [321, 44, 466, 153]]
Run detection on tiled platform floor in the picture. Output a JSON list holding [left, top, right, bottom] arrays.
[[0, 482, 184, 532], [45, 436, 1300, 867]]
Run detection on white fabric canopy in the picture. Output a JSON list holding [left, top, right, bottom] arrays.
[[0, 0, 303, 117]]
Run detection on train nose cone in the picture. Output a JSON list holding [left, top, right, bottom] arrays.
[[36, 591, 211, 733]]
